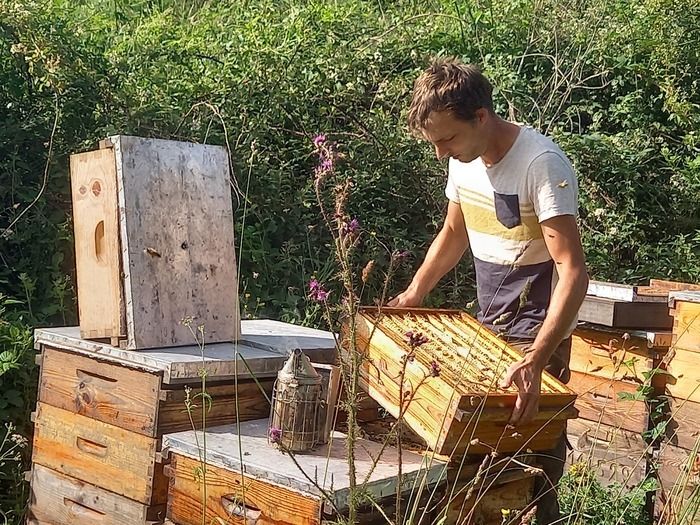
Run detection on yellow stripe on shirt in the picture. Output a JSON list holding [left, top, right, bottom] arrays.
[[459, 201, 543, 242]]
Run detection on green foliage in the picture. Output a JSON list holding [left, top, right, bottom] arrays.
[[559, 462, 654, 525], [0, 0, 699, 521]]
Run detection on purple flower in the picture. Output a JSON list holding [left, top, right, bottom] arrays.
[[429, 360, 441, 377], [313, 134, 327, 147], [392, 250, 411, 260], [308, 278, 330, 302], [268, 427, 282, 444], [405, 330, 429, 349], [341, 217, 360, 235]]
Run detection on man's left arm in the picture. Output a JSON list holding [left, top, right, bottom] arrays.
[[500, 214, 588, 425]]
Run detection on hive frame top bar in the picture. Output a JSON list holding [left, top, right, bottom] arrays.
[[34, 320, 336, 384], [357, 306, 574, 397]]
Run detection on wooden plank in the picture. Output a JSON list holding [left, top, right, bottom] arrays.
[[664, 348, 700, 403], [34, 324, 336, 384], [650, 279, 700, 292], [671, 297, 700, 353], [162, 418, 446, 512], [157, 379, 274, 435], [28, 463, 165, 524], [38, 347, 161, 436], [69, 148, 124, 339], [570, 327, 659, 384], [566, 418, 649, 488], [113, 135, 240, 349], [568, 371, 649, 433], [665, 398, 700, 451], [32, 403, 167, 504], [167, 452, 322, 525], [578, 296, 673, 329]]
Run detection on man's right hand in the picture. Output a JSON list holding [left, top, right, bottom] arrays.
[[387, 288, 424, 307]]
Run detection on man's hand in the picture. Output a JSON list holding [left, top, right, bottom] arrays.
[[500, 352, 546, 426], [387, 288, 423, 307]]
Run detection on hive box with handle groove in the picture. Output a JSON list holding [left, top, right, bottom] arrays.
[[70, 135, 240, 349]]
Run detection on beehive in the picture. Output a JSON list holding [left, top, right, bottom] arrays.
[[666, 291, 700, 403], [27, 321, 337, 525], [163, 419, 446, 525], [70, 135, 240, 349], [348, 307, 578, 456]]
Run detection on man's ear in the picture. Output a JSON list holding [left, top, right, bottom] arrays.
[[475, 107, 489, 123]]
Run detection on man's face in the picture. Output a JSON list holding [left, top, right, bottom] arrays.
[[422, 110, 488, 163]]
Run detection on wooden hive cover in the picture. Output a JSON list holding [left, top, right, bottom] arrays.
[[163, 418, 446, 515], [348, 307, 577, 457], [70, 135, 240, 349]]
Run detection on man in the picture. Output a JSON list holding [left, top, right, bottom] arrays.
[[388, 58, 589, 523]]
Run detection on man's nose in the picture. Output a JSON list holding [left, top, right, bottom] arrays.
[[434, 144, 450, 160]]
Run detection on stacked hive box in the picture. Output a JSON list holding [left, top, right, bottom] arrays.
[[349, 307, 578, 456], [566, 326, 670, 487], [656, 291, 700, 523], [27, 321, 337, 524], [162, 419, 447, 525]]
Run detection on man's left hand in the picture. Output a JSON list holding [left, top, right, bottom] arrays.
[[500, 353, 545, 426]]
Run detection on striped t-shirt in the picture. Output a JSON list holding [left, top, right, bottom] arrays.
[[445, 125, 578, 340]]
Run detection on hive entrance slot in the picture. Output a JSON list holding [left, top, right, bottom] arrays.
[[94, 220, 105, 263]]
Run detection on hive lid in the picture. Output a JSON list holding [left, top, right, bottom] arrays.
[[163, 418, 446, 511]]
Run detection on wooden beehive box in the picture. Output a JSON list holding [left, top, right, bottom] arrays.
[[69, 135, 240, 349], [347, 308, 578, 457], [568, 326, 671, 433], [565, 418, 651, 488], [27, 321, 337, 525], [163, 419, 447, 525], [666, 291, 700, 403]]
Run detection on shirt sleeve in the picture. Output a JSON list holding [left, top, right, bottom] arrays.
[[527, 151, 578, 223], [445, 159, 460, 203]]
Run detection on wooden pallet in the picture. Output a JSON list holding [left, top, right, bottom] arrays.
[[347, 308, 577, 457]]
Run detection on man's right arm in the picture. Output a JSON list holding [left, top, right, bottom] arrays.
[[388, 200, 469, 307]]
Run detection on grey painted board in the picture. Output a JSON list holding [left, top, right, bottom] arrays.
[[669, 291, 700, 306], [587, 281, 666, 303], [239, 319, 337, 354], [112, 135, 240, 349], [33, 320, 336, 383], [163, 418, 446, 513]]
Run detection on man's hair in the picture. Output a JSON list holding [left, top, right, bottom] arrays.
[[407, 57, 494, 134]]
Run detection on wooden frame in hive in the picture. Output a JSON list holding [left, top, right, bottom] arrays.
[[346, 307, 578, 456]]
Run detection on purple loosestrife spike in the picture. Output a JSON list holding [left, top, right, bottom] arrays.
[[308, 279, 330, 302], [268, 427, 282, 444], [313, 134, 327, 147], [429, 360, 441, 377]]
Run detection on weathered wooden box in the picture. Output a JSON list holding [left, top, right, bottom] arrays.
[[570, 326, 670, 385], [566, 418, 650, 488], [70, 135, 240, 349], [28, 321, 337, 525], [163, 419, 446, 525], [348, 308, 578, 457], [568, 326, 671, 433]]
